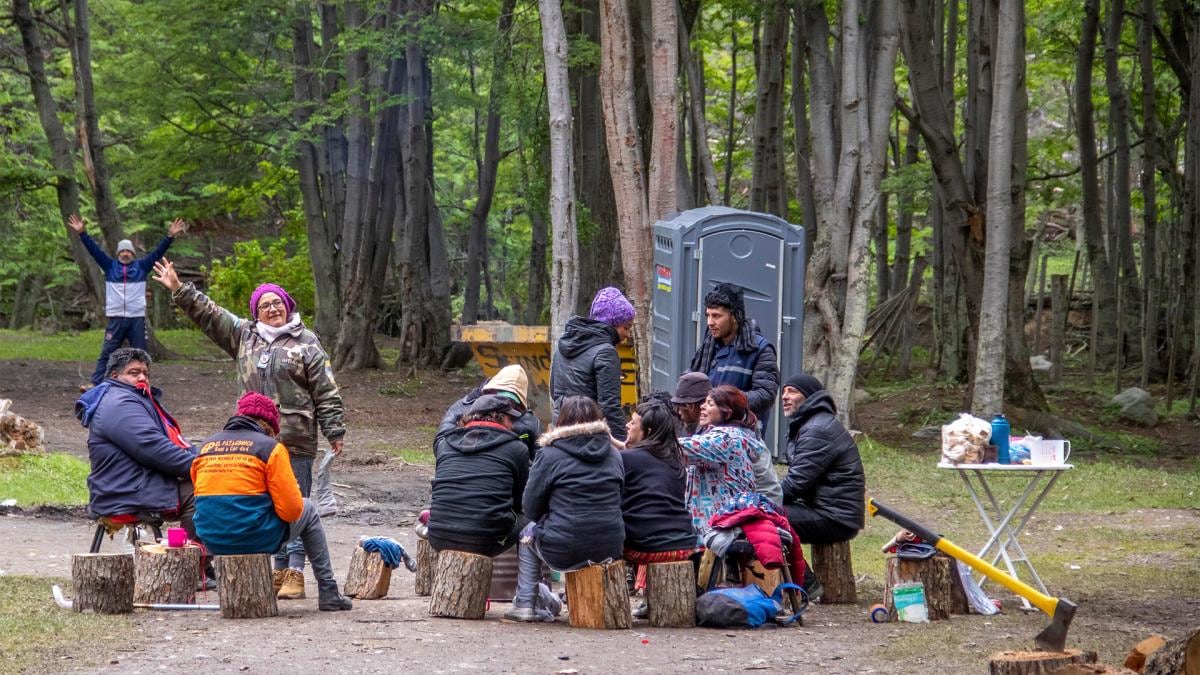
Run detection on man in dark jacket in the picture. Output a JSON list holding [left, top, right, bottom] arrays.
[[427, 395, 531, 557], [549, 287, 635, 440], [779, 374, 865, 545], [689, 283, 780, 430], [76, 347, 198, 539], [435, 365, 541, 459]]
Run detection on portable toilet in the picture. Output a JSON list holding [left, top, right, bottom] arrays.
[[651, 206, 806, 456]]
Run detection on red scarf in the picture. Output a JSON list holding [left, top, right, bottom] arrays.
[[137, 382, 190, 449]]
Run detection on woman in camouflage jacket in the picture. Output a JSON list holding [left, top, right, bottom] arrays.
[[152, 258, 344, 595]]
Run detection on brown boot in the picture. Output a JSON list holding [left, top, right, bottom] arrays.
[[272, 569, 287, 594], [277, 568, 306, 599]]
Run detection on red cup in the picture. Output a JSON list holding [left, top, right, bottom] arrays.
[[166, 527, 187, 548]]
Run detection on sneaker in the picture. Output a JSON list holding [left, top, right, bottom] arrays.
[[536, 583, 562, 617], [277, 568, 306, 599], [272, 569, 287, 594], [632, 601, 649, 619], [804, 578, 824, 604], [503, 605, 538, 622], [196, 576, 217, 592]]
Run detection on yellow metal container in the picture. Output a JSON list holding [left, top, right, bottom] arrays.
[[452, 323, 639, 421]]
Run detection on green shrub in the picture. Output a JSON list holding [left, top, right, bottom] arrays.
[[204, 237, 315, 320]]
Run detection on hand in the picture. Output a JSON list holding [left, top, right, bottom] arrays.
[[152, 258, 182, 293], [67, 214, 86, 234], [167, 218, 187, 238], [331, 439, 344, 457]]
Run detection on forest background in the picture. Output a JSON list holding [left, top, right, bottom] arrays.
[[1, 0, 1198, 428]]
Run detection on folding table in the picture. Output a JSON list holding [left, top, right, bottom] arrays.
[[937, 462, 1073, 610]]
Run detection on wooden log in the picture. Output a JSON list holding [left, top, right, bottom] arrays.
[[216, 554, 278, 619], [1123, 634, 1166, 673], [429, 550, 492, 620], [812, 540, 857, 604], [987, 650, 1098, 675], [1143, 626, 1200, 675], [1051, 665, 1136, 674], [943, 554, 971, 615], [133, 543, 201, 605], [645, 561, 695, 628], [565, 561, 632, 630], [71, 553, 134, 614], [414, 539, 438, 597], [884, 554, 952, 621], [343, 545, 392, 600]]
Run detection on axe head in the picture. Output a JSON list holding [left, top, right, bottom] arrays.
[[1034, 598, 1077, 652]]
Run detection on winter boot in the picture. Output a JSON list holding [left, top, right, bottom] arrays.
[[317, 581, 352, 611]]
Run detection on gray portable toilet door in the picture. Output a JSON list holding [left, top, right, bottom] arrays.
[[695, 229, 785, 352]]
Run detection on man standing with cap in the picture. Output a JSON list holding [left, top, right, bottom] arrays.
[[778, 374, 865, 545], [68, 213, 186, 387], [436, 364, 541, 459]]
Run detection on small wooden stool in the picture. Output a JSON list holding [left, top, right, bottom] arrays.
[[429, 550, 493, 619], [645, 561, 695, 627], [216, 554, 278, 619], [884, 553, 952, 621], [72, 552, 134, 614], [565, 560, 632, 629], [133, 543, 201, 604], [344, 545, 391, 599], [811, 540, 857, 604], [414, 539, 438, 597]]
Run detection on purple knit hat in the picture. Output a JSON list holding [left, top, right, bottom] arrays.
[[589, 287, 635, 327], [249, 283, 296, 318]]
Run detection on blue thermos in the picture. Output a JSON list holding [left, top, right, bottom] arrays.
[[991, 414, 1011, 464]]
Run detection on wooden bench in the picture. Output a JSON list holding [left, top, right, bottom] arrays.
[[429, 550, 492, 619], [216, 554, 278, 619], [565, 560, 632, 629], [645, 561, 695, 627], [811, 540, 857, 604]]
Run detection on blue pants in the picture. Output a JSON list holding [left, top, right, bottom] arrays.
[[275, 455, 314, 570], [90, 317, 147, 385]]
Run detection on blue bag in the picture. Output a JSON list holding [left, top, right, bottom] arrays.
[[695, 582, 807, 628]]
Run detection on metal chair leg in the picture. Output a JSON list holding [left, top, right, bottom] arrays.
[[89, 523, 106, 554]]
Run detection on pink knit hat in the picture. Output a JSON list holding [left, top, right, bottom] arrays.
[[249, 283, 296, 318], [236, 391, 280, 434]]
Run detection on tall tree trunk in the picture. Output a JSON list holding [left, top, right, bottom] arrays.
[[971, 0, 1020, 415], [749, 1, 788, 217], [1104, 0, 1141, 352], [540, 0, 580, 339], [723, 21, 738, 205], [791, 9, 817, 239], [679, 7, 720, 206], [890, 125, 919, 296], [1139, 0, 1159, 385], [12, 0, 103, 315]]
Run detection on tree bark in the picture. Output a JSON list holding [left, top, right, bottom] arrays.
[[344, 545, 392, 600], [216, 554, 278, 619], [1051, 274, 1068, 383], [722, 22, 738, 205], [429, 550, 493, 620], [565, 561, 633, 629], [811, 540, 857, 604], [72, 553, 134, 614], [133, 543, 201, 605], [1143, 626, 1200, 675], [679, 8, 720, 206], [749, 1, 788, 217], [884, 554, 952, 621], [791, 9, 817, 240], [645, 560, 695, 627], [987, 650, 1098, 675], [414, 538, 438, 597], [1138, 0, 1159, 386], [540, 0, 580, 341]]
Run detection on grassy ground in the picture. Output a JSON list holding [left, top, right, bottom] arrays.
[[0, 454, 90, 506], [0, 328, 223, 361], [0, 576, 131, 675]]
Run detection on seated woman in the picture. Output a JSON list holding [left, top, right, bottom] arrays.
[[506, 396, 625, 623], [679, 385, 769, 543], [620, 400, 699, 611], [426, 395, 531, 557]]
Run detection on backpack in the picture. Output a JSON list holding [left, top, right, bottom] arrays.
[[695, 582, 806, 628]]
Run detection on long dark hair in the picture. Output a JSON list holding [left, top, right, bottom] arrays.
[[557, 395, 604, 427], [629, 400, 684, 474], [706, 385, 758, 430]]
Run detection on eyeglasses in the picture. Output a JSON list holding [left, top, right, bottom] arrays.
[[258, 300, 286, 312]]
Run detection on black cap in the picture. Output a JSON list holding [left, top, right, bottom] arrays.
[[671, 371, 713, 404], [467, 394, 521, 419]]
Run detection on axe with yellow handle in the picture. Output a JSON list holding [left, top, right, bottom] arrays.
[[867, 497, 1077, 652]]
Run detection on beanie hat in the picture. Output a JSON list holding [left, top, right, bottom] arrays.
[[589, 287, 635, 327], [483, 365, 530, 409], [249, 283, 296, 318], [116, 239, 136, 255], [783, 374, 824, 397], [704, 282, 746, 317], [236, 391, 280, 435]]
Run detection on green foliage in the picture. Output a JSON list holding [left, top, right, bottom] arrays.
[[0, 576, 131, 674], [0, 328, 224, 362], [204, 237, 315, 320], [0, 454, 90, 506]]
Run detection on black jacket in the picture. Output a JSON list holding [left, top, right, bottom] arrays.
[[428, 422, 531, 549], [523, 420, 625, 569], [549, 316, 626, 440], [620, 447, 696, 553], [435, 386, 541, 459], [780, 391, 865, 531]]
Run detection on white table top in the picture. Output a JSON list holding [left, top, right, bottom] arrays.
[[937, 462, 1073, 471]]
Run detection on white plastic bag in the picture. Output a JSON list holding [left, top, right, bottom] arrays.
[[314, 448, 338, 517], [956, 561, 999, 615], [941, 413, 992, 464]]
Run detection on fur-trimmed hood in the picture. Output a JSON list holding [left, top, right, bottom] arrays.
[[537, 420, 613, 463]]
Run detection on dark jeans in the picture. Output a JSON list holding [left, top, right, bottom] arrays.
[[784, 503, 859, 546], [274, 454, 314, 570], [283, 500, 337, 590], [90, 317, 147, 385]]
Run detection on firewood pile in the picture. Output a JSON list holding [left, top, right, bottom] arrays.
[[0, 399, 45, 456]]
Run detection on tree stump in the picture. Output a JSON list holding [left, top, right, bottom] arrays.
[[645, 561, 695, 628], [884, 554, 952, 621], [1143, 626, 1200, 675], [429, 550, 493, 620], [741, 559, 782, 596], [987, 650, 1098, 675], [414, 539, 438, 597], [71, 553, 134, 614], [1051, 665, 1137, 674], [133, 543, 201, 604], [343, 545, 391, 600], [216, 554, 278, 619], [565, 561, 632, 630], [1123, 634, 1166, 673], [811, 540, 857, 604], [944, 554, 971, 614]]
